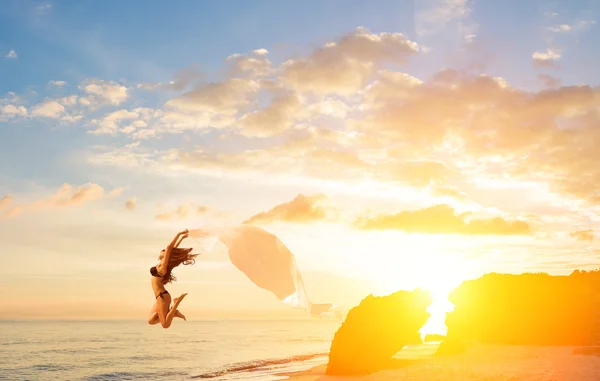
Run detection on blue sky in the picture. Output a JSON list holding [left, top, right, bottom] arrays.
[[1, 0, 600, 319]]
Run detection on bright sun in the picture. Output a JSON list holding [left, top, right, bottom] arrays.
[[374, 248, 467, 336]]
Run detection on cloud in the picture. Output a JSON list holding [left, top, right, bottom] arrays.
[[570, 229, 594, 242], [546, 24, 572, 33], [5, 50, 17, 59], [354, 204, 532, 235], [280, 27, 419, 95], [3, 183, 123, 217], [87, 64, 600, 212], [79, 79, 129, 106], [78, 28, 600, 216], [155, 203, 209, 221], [88, 109, 140, 135], [1, 104, 28, 120], [546, 20, 596, 34], [243, 194, 333, 225], [532, 48, 561, 68], [237, 93, 304, 137], [136, 65, 203, 92], [0, 194, 14, 210], [125, 197, 136, 210], [166, 78, 259, 115], [49, 80, 68, 87], [362, 70, 423, 108], [31, 100, 65, 118], [226, 49, 273, 78]]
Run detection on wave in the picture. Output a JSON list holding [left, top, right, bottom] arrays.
[[191, 352, 328, 379], [84, 370, 189, 380]]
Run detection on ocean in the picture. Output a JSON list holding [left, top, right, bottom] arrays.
[[0, 319, 342, 381]]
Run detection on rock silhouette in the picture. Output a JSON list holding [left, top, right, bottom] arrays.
[[326, 289, 431, 375], [441, 270, 600, 347]]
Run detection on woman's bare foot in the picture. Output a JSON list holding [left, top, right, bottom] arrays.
[[171, 293, 187, 311], [175, 310, 186, 321]]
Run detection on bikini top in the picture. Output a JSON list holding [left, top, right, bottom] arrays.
[[150, 266, 164, 278]]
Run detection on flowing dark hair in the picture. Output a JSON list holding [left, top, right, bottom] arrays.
[[162, 247, 198, 284]]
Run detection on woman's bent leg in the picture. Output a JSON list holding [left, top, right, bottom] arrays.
[[161, 293, 187, 328], [148, 301, 160, 325]]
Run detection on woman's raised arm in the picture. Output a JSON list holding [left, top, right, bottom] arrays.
[[161, 229, 188, 268], [174, 232, 189, 248]]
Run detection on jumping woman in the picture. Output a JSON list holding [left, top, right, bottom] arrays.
[[148, 229, 197, 328]]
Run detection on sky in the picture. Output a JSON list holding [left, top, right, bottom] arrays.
[[1, 0, 600, 323]]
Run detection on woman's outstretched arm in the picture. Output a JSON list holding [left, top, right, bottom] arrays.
[[174, 232, 189, 248], [161, 229, 188, 269]]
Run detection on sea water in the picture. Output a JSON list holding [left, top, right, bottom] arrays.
[[0, 319, 341, 381]]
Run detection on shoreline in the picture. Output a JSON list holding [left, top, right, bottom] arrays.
[[275, 343, 600, 381], [274, 343, 440, 381]]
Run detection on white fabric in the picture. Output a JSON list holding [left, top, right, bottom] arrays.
[[188, 225, 332, 316]]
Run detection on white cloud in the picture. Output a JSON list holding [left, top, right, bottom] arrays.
[[307, 98, 351, 119], [532, 48, 561, 68], [5, 50, 17, 59], [1, 104, 28, 120], [88, 109, 139, 135], [547, 20, 596, 34], [136, 65, 203, 92], [79, 79, 129, 106], [28, 96, 85, 122], [49, 80, 68, 87], [226, 52, 273, 78], [31, 100, 66, 119], [546, 24, 572, 33]]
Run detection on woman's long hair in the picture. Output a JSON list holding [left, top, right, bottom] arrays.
[[162, 247, 198, 284]]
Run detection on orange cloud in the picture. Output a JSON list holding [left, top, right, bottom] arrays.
[[243, 193, 333, 225], [0, 194, 13, 210], [354, 204, 531, 235], [281, 27, 420, 95], [238, 93, 304, 137], [2, 183, 123, 217], [570, 229, 594, 242], [125, 197, 136, 210], [155, 203, 209, 221], [85, 29, 600, 218]]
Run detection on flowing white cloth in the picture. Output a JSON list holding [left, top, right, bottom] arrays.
[[188, 225, 332, 316]]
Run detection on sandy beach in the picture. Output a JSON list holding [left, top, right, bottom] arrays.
[[278, 344, 600, 381]]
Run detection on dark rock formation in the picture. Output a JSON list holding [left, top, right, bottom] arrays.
[[442, 270, 600, 347], [325, 288, 431, 376]]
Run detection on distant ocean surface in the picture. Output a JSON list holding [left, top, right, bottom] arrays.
[[0, 319, 342, 381]]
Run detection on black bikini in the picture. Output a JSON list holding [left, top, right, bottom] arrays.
[[150, 266, 162, 278], [150, 266, 170, 299]]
